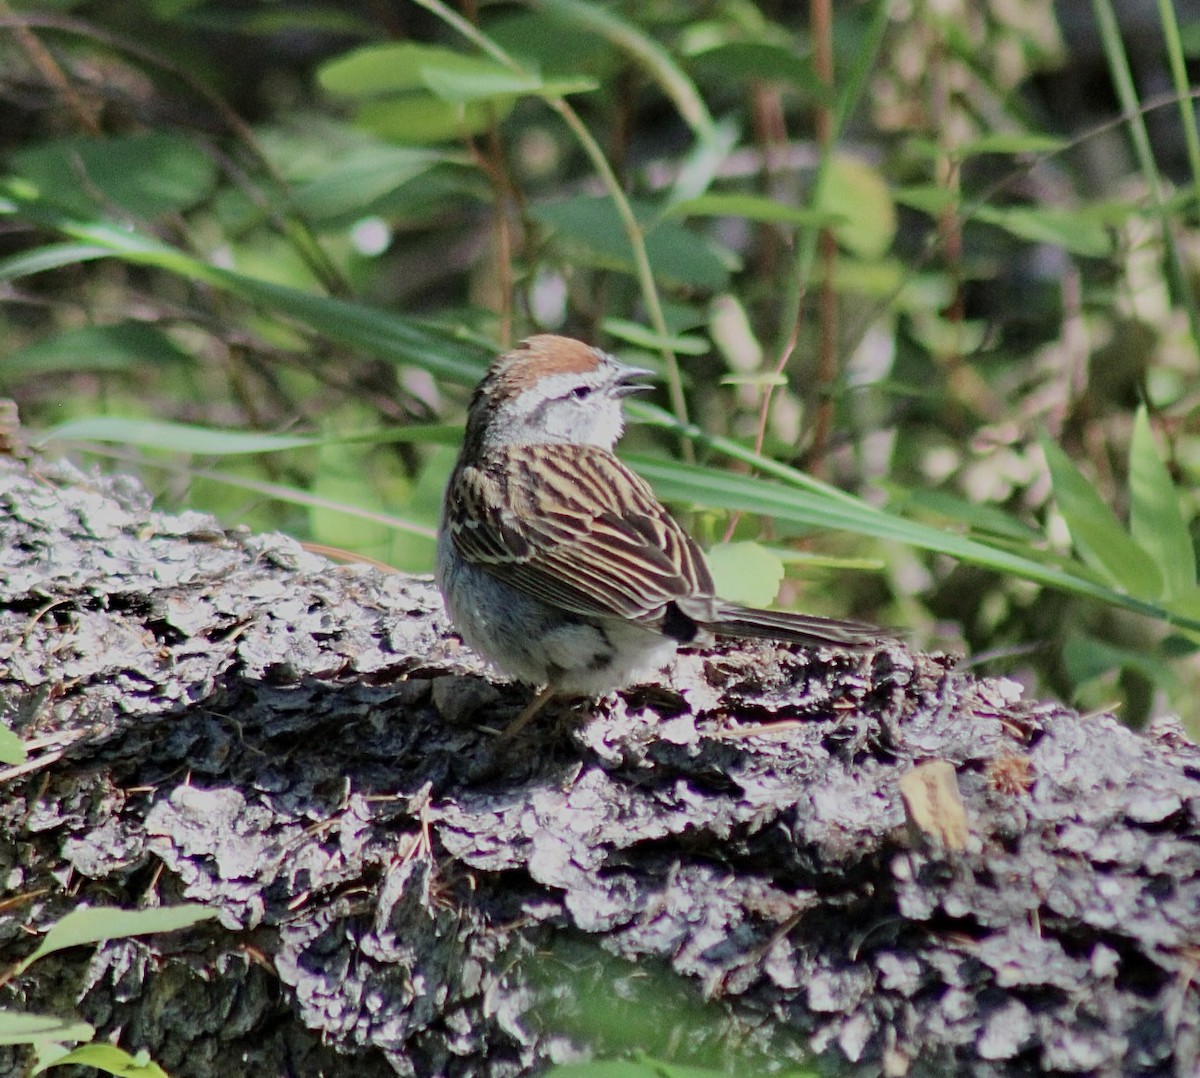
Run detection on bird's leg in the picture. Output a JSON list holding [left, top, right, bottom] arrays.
[[497, 683, 558, 741]]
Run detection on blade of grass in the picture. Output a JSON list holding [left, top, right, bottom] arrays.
[[1040, 434, 1162, 599], [626, 451, 1192, 629], [1129, 406, 1195, 599], [1154, 0, 1200, 218], [72, 444, 440, 541], [627, 403, 1200, 632], [0, 192, 489, 384], [1091, 0, 1200, 349], [37, 416, 461, 453], [5, 905, 215, 985]]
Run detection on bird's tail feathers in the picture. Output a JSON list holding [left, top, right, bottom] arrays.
[[709, 602, 890, 649]]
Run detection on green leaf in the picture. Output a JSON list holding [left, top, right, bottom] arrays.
[[419, 59, 540, 102], [720, 372, 787, 388], [33, 1042, 169, 1077], [816, 155, 896, 259], [664, 194, 833, 228], [1129, 407, 1195, 599], [9, 134, 217, 220], [39, 418, 325, 455], [894, 487, 1042, 542], [2, 323, 193, 378], [0, 242, 113, 281], [420, 63, 595, 104], [0, 1010, 93, 1047], [1062, 632, 1180, 699], [973, 205, 1112, 258], [318, 43, 475, 97], [531, 0, 716, 142], [38, 418, 461, 456], [288, 145, 451, 219], [600, 319, 709, 355], [686, 41, 822, 92], [893, 184, 960, 215], [954, 133, 1069, 157], [20, 905, 216, 974], [1039, 435, 1163, 599], [486, 11, 616, 76], [620, 415, 1199, 633], [546, 1064, 665, 1078], [827, 256, 908, 299], [532, 196, 732, 291], [0, 723, 27, 766], [352, 94, 505, 143], [321, 41, 594, 117], [705, 541, 785, 607]]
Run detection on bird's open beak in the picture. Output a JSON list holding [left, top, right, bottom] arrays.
[[613, 364, 655, 397]]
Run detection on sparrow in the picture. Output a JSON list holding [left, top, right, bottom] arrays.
[[436, 334, 886, 737]]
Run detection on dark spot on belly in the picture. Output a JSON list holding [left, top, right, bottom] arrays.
[[589, 625, 614, 670]]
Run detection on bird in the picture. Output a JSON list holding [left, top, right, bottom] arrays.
[[436, 334, 887, 738]]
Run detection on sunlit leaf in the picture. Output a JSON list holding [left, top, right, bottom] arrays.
[[0, 723, 27, 766], [896, 487, 1042, 542], [0, 242, 112, 281], [420, 63, 595, 103], [352, 95, 504, 143], [0, 185, 491, 384], [706, 541, 785, 607], [621, 424, 1194, 631], [600, 319, 709, 355], [21, 905, 216, 972], [32, 1042, 169, 1077], [816, 155, 896, 259], [1040, 435, 1163, 599], [1129, 407, 1196, 599], [894, 185, 960, 215], [39, 418, 325, 455], [0, 1010, 93, 1047], [38, 418, 461, 456], [318, 43, 475, 97]]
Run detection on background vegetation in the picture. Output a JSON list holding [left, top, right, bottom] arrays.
[[3, 1, 1200, 723], [4, 3, 1200, 1073]]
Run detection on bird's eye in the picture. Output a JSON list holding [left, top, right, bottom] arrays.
[[569, 385, 593, 401]]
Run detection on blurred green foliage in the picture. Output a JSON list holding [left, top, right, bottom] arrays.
[[2, 0, 1199, 733]]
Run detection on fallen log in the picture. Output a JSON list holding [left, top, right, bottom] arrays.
[[1, 452, 1198, 1076]]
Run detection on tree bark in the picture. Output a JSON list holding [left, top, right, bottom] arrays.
[[1, 452, 1198, 1077]]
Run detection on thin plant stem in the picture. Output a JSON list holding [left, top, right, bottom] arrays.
[[411, 0, 691, 450], [806, 0, 838, 477], [1155, 0, 1200, 237]]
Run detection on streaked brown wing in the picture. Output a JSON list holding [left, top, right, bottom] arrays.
[[447, 443, 714, 625]]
